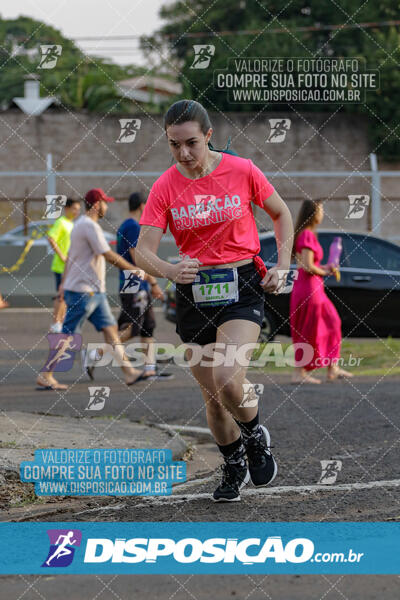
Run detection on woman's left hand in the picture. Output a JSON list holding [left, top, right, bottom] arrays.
[[260, 266, 286, 294], [320, 263, 334, 275]]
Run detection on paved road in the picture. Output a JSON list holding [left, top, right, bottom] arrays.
[[1, 310, 398, 514], [0, 310, 399, 598], [0, 574, 397, 600]]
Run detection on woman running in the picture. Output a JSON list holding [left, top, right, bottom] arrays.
[[136, 100, 293, 502], [290, 199, 354, 383]]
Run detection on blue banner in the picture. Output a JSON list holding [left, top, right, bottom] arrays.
[[20, 449, 186, 496], [0, 523, 398, 574]]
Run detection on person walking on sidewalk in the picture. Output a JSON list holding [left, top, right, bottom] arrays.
[[47, 198, 81, 332], [36, 188, 146, 391], [290, 199, 354, 383], [117, 192, 173, 380]]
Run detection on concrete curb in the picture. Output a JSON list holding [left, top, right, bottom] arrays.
[[0, 411, 188, 477]]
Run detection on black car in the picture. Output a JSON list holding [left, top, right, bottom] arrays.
[[164, 230, 400, 340]]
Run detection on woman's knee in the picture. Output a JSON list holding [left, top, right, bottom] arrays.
[[204, 395, 226, 417], [214, 371, 243, 402]]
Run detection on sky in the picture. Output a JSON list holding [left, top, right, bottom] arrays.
[[0, 0, 165, 65]]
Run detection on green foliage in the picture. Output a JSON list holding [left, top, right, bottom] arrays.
[[146, 0, 400, 159], [0, 15, 143, 114]]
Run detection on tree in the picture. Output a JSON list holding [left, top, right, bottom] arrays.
[[0, 15, 143, 114], [144, 0, 400, 159]]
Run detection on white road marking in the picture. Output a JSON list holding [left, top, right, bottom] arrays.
[[75, 503, 127, 516], [132, 478, 400, 507], [70, 478, 400, 515], [155, 424, 213, 436]]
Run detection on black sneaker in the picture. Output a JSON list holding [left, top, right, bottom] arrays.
[[212, 462, 250, 502], [245, 425, 278, 487]]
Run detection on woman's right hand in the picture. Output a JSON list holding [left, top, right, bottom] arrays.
[[170, 258, 202, 283]]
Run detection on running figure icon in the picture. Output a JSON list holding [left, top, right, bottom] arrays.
[[191, 45, 215, 69], [266, 119, 291, 143], [45, 531, 77, 566], [43, 195, 67, 219], [318, 460, 342, 485], [86, 386, 110, 410], [345, 195, 370, 219], [44, 335, 78, 371], [121, 269, 144, 293], [38, 45, 62, 69], [116, 119, 141, 143]]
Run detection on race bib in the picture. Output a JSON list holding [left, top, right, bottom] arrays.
[[192, 268, 239, 307]]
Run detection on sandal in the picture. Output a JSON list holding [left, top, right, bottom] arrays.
[[36, 383, 68, 391], [126, 371, 147, 386]]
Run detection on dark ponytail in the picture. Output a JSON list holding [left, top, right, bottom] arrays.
[[208, 137, 237, 156], [164, 99, 237, 155], [292, 199, 323, 258]]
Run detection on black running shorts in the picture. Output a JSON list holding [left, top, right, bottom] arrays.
[[175, 262, 265, 345]]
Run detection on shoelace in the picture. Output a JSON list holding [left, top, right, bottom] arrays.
[[245, 436, 275, 462], [219, 462, 245, 488]]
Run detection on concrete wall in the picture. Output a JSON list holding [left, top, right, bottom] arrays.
[[1, 108, 400, 306], [0, 109, 399, 239]]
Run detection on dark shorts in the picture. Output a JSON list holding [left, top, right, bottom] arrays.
[[175, 262, 265, 345], [54, 272, 62, 291], [118, 290, 156, 338]]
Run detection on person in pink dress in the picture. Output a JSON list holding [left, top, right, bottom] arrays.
[[290, 199, 353, 384]]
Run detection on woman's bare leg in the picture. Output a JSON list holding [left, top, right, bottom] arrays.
[[213, 319, 260, 422], [190, 358, 239, 446]]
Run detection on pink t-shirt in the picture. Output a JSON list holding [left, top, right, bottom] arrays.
[[295, 229, 323, 266], [139, 153, 275, 265]]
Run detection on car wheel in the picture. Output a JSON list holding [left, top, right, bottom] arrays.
[[258, 311, 276, 342]]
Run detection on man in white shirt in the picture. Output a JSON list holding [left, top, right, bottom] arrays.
[[37, 188, 146, 390]]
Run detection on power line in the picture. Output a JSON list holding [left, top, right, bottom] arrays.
[[78, 48, 144, 53], [71, 19, 400, 41]]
